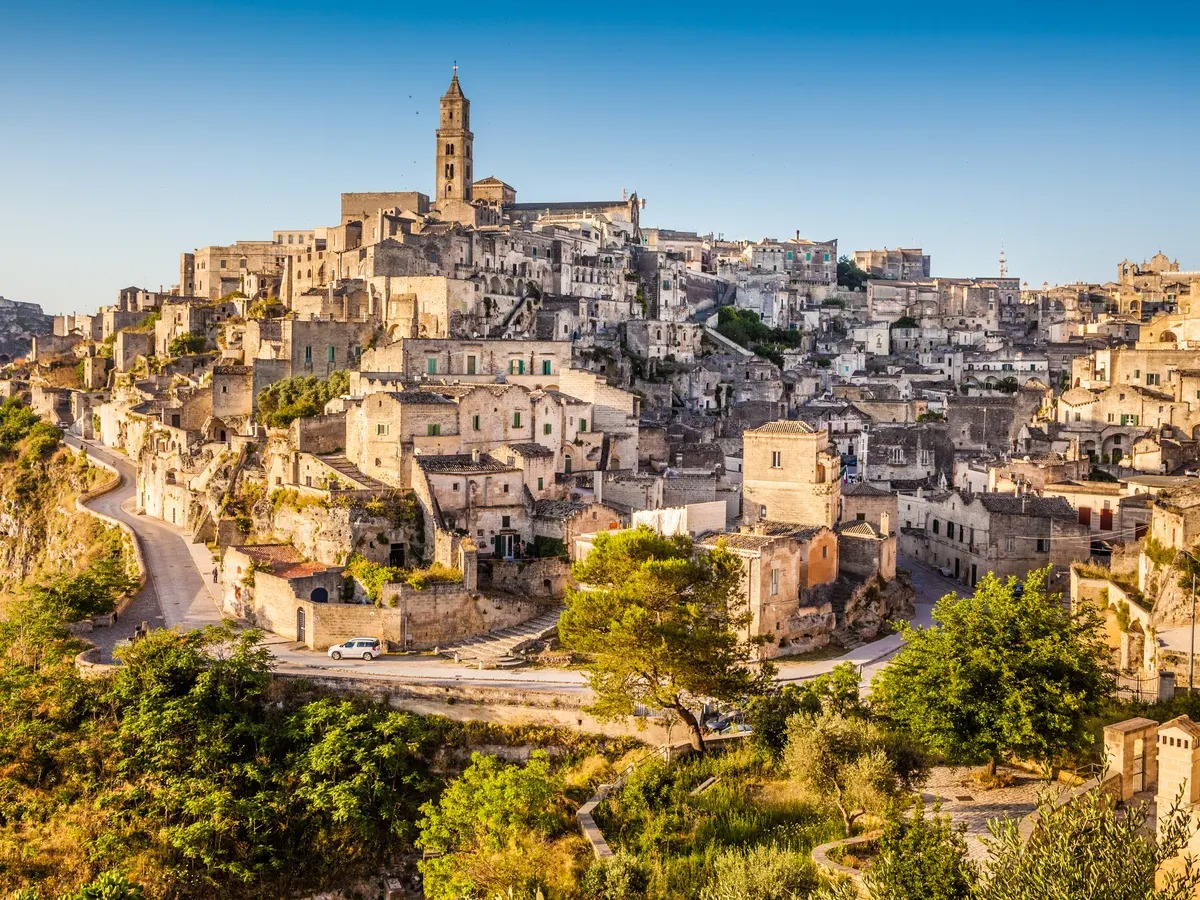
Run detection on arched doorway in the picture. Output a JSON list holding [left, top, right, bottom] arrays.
[[310, 587, 328, 603], [296, 608, 306, 643]]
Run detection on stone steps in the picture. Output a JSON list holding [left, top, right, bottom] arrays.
[[439, 608, 562, 665], [318, 453, 390, 491]]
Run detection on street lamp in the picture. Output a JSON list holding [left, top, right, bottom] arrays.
[[1176, 549, 1200, 693]]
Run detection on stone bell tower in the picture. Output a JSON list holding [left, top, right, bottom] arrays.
[[435, 65, 473, 203]]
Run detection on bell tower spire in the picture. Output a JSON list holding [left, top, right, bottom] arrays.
[[436, 65, 473, 203]]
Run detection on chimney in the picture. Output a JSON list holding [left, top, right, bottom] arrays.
[[471, 448, 480, 463], [595, 471, 603, 505], [795, 229, 800, 241], [880, 511, 890, 536]]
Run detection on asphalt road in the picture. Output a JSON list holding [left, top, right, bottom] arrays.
[[65, 435, 959, 691], [67, 436, 223, 660]]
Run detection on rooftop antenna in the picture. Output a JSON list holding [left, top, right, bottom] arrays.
[[999, 244, 1008, 279]]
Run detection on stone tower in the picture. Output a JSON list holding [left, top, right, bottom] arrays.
[[742, 420, 842, 529], [436, 67, 473, 203]]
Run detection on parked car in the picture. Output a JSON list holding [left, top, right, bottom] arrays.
[[328, 637, 382, 661]]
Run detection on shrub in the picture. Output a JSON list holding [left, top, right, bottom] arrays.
[[700, 843, 818, 900], [405, 563, 462, 590], [167, 332, 206, 356]]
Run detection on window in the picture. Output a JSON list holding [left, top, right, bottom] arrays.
[[856, 512, 866, 521], [452, 482, 460, 491], [219, 259, 227, 269], [509, 359, 526, 375], [932, 520, 940, 535], [304, 345, 312, 363], [888, 447, 905, 464], [823, 253, 830, 262], [375, 423, 388, 436], [1121, 414, 1139, 426], [512, 412, 522, 427], [1147, 373, 1161, 386], [426, 357, 437, 375], [662, 279, 671, 291], [759, 504, 768, 518], [822, 545, 828, 558], [947, 522, 955, 539], [919, 449, 934, 467], [503, 484, 509, 493], [501, 515, 511, 528], [543, 423, 552, 435], [579, 418, 587, 432], [427, 424, 441, 436], [472, 414, 480, 431], [537, 477, 544, 490], [770, 568, 780, 596], [1036, 538, 1050, 553], [466, 355, 477, 375], [542, 359, 552, 375], [327, 345, 335, 363], [771, 450, 782, 468]]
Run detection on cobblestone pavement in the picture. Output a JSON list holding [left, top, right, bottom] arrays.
[[921, 766, 1064, 865]]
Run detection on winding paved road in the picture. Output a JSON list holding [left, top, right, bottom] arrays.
[[67, 436, 223, 659], [65, 436, 956, 690]]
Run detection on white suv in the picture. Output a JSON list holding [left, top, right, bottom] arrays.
[[328, 637, 382, 661]]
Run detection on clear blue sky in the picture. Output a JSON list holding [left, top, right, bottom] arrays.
[[2, 1, 1199, 314]]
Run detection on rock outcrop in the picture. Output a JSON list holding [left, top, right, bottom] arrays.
[[0, 296, 52, 360]]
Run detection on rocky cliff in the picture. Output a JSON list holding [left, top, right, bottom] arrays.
[[0, 296, 52, 359]]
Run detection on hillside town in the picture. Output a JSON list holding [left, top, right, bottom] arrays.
[[7, 69, 1200, 696]]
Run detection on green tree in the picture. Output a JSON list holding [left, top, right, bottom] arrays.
[[416, 751, 570, 900], [558, 527, 772, 751], [747, 662, 864, 756], [284, 698, 436, 858], [168, 332, 206, 356], [980, 780, 1200, 900], [872, 569, 1111, 774], [837, 255, 871, 291], [256, 371, 351, 428], [30, 555, 138, 621], [784, 711, 906, 836], [864, 799, 977, 900]]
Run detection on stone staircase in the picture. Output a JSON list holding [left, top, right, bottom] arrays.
[[826, 579, 858, 624], [438, 608, 562, 668], [317, 454, 390, 491]]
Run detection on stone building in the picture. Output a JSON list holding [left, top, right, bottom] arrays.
[[853, 247, 931, 280], [742, 420, 841, 528], [697, 526, 839, 659], [900, 491, 1089, 587]]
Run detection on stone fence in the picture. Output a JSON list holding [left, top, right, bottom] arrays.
[[576, 731, 751, 860], [810, 831, 881, 898], [71, 448, 148, 678]]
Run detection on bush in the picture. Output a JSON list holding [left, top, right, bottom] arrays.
[[167, 332, 206, 356], [865, 800, 976, 900], [345, 553, 405, 603], [700, 843, 818, 900], [583, 852, 649, 900]]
